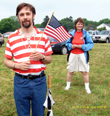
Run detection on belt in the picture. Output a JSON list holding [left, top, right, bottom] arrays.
[[15, 71, 45, 80]]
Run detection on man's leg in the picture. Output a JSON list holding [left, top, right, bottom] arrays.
[[32, 76, 47, 116], [14, 75, 30, 116]]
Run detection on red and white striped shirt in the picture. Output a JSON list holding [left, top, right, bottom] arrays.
[[5, 27, 53, 75]]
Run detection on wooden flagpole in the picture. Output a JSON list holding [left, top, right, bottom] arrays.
[[34, 11, 55, 51]]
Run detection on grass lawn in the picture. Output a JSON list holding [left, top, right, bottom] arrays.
[[0, 38, 110, 116]]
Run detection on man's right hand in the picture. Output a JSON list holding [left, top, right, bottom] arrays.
[[16, 61, 31, 70]]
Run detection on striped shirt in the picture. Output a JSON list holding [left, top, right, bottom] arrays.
[[5, 27, 53, 75]]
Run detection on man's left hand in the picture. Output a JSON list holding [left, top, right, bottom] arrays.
[[29, 51, 43, 60]]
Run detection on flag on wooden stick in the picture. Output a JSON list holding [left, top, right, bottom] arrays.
[[44, 15, 72, 43]]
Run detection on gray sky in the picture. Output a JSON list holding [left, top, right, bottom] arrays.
[[0, 0, 110, 24]]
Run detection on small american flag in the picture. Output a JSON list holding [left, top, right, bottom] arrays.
[[44, 15, 72, 43]]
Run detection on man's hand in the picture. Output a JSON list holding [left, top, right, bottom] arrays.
[[17, 61, 31, 70], [29, 51, 43, 61], [4, 57, 31, 70]]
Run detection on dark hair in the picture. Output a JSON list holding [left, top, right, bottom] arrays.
[[74, 17, 84, 30], [16, 3, 36, 16]]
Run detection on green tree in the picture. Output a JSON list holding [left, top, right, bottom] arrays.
[[98, 27, 106, 31], [80, 18, 99, 30], [69, 16, 73, 22], [41, 15, 49, 27], [60, 16, 74, 31], [98, 18, 110, 25], [60, 16, 73, 22], [0, 18, 14, 33], [9, 16, 20, 30], [0, 16, 20, 33], [85, 24, 97, 30], [60, 20, 74, 31], [35, 24, 42, 28]]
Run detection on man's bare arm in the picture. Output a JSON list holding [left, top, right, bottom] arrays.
[[4, 57, 30, 70]]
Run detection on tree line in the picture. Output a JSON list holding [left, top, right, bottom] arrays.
[[0, 15, 110, 34]]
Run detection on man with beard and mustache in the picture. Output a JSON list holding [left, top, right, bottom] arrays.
[[4, 3, 53, 116]]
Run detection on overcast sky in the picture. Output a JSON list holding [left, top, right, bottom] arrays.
[[0, 0, 110, 24]]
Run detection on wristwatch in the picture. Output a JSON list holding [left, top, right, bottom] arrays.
[[41, 55, 45, 60]]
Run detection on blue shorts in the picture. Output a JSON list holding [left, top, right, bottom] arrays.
[[14, 74, 47, 116]]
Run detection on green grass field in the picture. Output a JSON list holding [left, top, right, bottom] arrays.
[[0, 38, 110, 116]]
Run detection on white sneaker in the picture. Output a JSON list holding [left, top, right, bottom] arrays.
[[85, 88, 91, 94], [65, 86, 70, 90]]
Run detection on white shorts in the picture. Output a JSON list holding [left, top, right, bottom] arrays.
[[67, 53, 89, 72]]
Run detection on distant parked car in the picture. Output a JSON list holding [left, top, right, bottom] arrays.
[[3, 32, 13, 38], [0, 33, 4, 47], [38, 28, 68, 54], [88, 30, 100, 39], [49, 36, 68, 54], [92, 30, 110, 43]]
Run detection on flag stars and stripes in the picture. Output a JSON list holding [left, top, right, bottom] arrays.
[[44, 15, 72, 43]]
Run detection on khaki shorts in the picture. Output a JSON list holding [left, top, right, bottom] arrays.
[[67, 53, 89, 72]]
